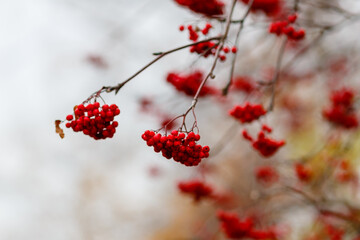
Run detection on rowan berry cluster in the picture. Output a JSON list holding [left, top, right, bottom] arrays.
[[240, 0, 282, 16], [295, 163, 312, 182], [323, 88, 358, 129], [327, 224, 345, 240], [336, 160, 354, 182], [141, 130, 210, 166], [217, 211, 276, 239], [242, 128, 285, 157], [177, 179, 213, 201], [231, 76, 256, 93], [179, 23, 236, 61], [166, 71, 217, 97], [65, 102, 120, 140], [229, 102, 266, 123], [255, 166, 279, 186], [180, 23, 213, 41], [174, 0, 224, 17], [269, 14, 306, 41]]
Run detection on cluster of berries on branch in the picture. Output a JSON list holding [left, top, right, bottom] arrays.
[[323, 88, 358, 129], [229, 102, 267, 123], [255, 165, 279, 186], [166, 71, 217, 97], [142, 130, 210, 166], [269, 14, 306, 41], [231, 76, 256, 94], [217, 210, 277, 239], [242, 126, 285, 157], [178, 179, 214, 201], [179, 23, 236, 61], [65, 102, 120, 140], [240, 0, 282, 16], [295, 163, 313, 183], [174, 0, 224, 17]]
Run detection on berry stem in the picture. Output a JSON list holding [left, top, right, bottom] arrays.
[[173, 0, 238, 131], [192, 0, 238, 104]]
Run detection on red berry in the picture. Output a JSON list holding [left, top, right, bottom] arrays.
[[231, 46, 237, 53], [94, 102, 100, 109], [288, 14, 297, 23]]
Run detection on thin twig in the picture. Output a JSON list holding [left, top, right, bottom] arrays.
[[222, 0, 254, 96], [191, 0, 238, 107], [267, 38, 288, 112], [102, 37, 222, 94]]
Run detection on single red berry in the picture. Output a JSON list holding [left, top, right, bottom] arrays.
[[102, 104, 109, 112], [66, 115, 73, 121], [106, 111, 114, 117], [231, 46, 237, 53], [179, 25, 185, 31], [287, 14, 297, 23], [77, 104, 85, 111]]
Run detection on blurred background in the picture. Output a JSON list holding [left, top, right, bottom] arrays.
[[2, 0, 360, 239]]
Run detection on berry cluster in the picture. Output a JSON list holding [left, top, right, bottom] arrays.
[[231, 76, 256, 93], [166, 71, 217, 97], [180, 23, 236, 61], [191, 41, 217, 58], [174, 0, 224, 17], [323, 88, 358, 129], [240, 0, 282, 17], [295, 163, 312, 182], [229, 102, 267, 123], [324, 222, 345, 240], [255, 166, 279, 186], [141, 130, 210, 166], [180, 23, 213, 41], [242, 128, 285, 157], [65, 102, 120, 140], [269, 14, 306, 41], [336, 160, 354, 182], [217, 210, 276, 239], [177, 179, 213, 201]]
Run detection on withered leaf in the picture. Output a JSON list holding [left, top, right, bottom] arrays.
[[55, 120, 65, 139]]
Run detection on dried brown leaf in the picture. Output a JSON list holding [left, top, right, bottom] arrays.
[[55, 120, 65, 139]]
